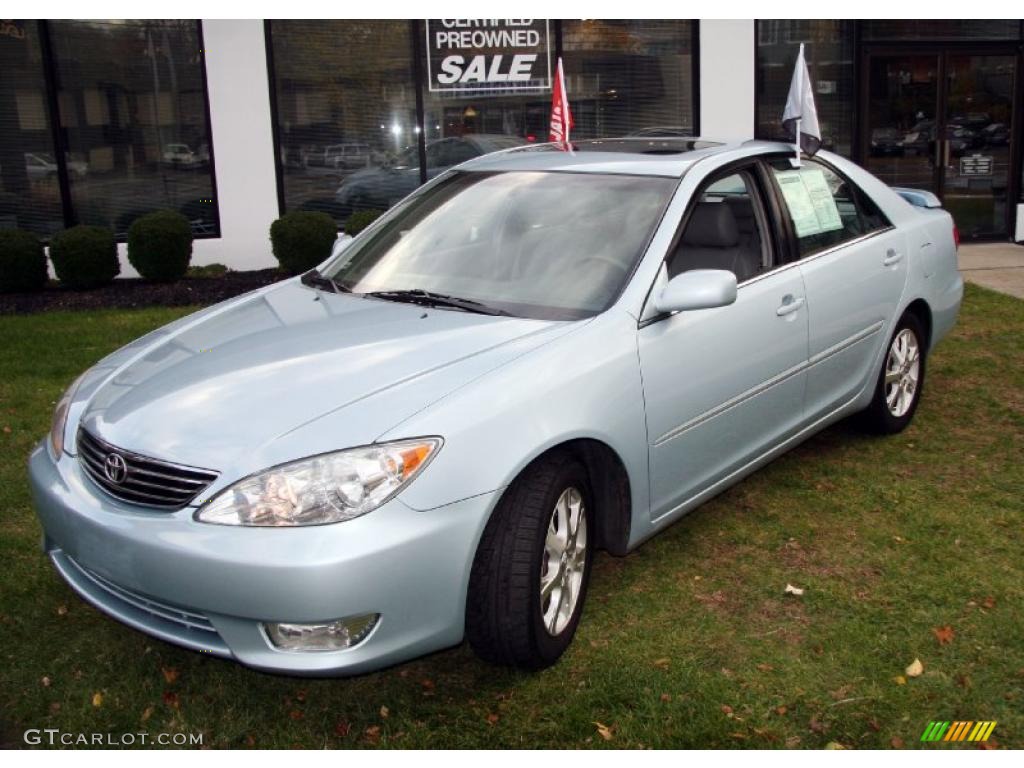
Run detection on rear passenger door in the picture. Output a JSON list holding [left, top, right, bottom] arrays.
[[765, 157, 907, 421], [638, 163, 810, 522]]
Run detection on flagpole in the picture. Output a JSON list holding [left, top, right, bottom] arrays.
[[794, 117, 801, 167], [794, 44, 803, 167]]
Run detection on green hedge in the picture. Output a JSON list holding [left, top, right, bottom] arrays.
[[127, 210, 193, 282], [49, 225, 120, 289], [270, 211, 337, 275], [0, 228, 48, 293], [344, 209, 384, 237]]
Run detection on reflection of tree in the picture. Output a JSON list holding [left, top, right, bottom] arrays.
[[271, 21, 416, 152]]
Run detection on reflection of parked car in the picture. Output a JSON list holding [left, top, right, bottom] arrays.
[[25, 152, 88, 178], [323, 143, 372, 170], [162, 143, 209, 168], [981, 123, 1009, 147], [334, 134, 525, 218], [869, 128, 903, 157]]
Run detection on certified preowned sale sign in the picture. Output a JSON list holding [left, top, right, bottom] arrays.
[[426, 19, 551, 92]]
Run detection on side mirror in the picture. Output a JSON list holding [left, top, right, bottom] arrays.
[[654, 269, 737, 314]]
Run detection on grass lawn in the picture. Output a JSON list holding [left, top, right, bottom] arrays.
[[1, 285, 1021, 749]]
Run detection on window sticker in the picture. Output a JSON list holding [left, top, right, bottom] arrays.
[[775, 168, 843, 238]]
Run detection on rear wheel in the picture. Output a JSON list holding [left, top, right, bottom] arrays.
[[466, 453, 593, 669], [861, 312, 926, 434]]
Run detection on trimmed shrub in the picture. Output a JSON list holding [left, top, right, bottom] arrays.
[[127, 210, 193, 282], [270, 211, 337, 275], [186, 262, 229, 279], [344, 209, 384, 237], [49, 225, 119, 289], [0, 228, 48, 293]]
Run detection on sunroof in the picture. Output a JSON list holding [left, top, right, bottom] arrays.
[[570, 138, 722, 155]]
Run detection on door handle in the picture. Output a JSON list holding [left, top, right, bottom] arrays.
[[776, 295, 805, 316], [883, 248, 904, 266]]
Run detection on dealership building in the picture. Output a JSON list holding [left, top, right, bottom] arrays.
[[2, 19, 1022, 275]]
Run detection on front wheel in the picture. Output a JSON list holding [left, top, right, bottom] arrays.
[[466, 453, 593, 669], [861, 312, 926, 434]]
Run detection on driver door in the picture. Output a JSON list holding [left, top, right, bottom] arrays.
[[638, 164, 810, 522]]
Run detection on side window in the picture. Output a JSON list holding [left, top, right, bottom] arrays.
[[768, 158, 890, 258], [666, 170, 771, 284]]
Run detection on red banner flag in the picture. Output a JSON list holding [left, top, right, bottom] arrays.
[[548, 57, 573, 150]]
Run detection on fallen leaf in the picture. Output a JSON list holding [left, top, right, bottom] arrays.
[[825, 742, 846, 750], [161, 667, 179, 684], [905, 658, 924, 677], [653, 657, 670, 669], [982, 596, 996, 610], [334, 721, 351, 737], [2, 426, 10, 433], [91, 692, 103, 707], [756, 663, 774, 672], [809, 715, 827, 733], [420, 678, 435, 690], [486, 713, 499, 725], [41, 676, 51, 687], [775, 705, 788, 716], [162, 691, 180, 708], [289, 710, 303, 721], [594, 722, 613, 741], [867, 718, 881, 732], [721, 705, 734, 715], [295, 690, 306, 703], [141, 706, 154, 722], [57, 605, 68, 616], [893, 675, 907, 685], [379, 705, 389, 719], [784, 584, 805, 596], [660, 693, 672, 703], [932, 626, 955, 645], [891, 737, 905, 748], [364, 726, 381, 744], [979, 741, 999, 750]]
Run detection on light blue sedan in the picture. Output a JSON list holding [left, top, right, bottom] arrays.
[[29, 138, 963, 674]]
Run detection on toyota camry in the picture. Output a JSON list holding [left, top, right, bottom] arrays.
[[29, 137, 963, 674]]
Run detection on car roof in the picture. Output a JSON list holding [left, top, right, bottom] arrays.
[[459, 137, 798, 177]]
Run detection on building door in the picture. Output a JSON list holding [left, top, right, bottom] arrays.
[[861, 48, 1018, 240]]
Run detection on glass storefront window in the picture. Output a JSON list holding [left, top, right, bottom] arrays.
[[862, 21, 1021, 41], [756, 20, 856, 157], [47, 20, 218, 238], [562, 20, 696, 138], [268, 20, 417, 225], [0, 21, 64, 236]]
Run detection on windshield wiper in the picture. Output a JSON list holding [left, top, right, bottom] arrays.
[[363, 289, 509, 316], [301, 269, 350, 294]]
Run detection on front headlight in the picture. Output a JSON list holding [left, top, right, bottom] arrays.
[[49, 373, 86, 458], [195, 438, 442, 527]]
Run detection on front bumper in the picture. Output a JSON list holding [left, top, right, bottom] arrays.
[[29, 442, 497, 675]]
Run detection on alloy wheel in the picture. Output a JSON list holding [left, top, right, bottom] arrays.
[[540, 486, 587, 636], [884, 328, 921, 418]]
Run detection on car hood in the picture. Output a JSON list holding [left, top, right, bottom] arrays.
[[77, 279, 564, 473]]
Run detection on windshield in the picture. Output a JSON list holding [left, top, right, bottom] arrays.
[[324, 171, 676, 320]]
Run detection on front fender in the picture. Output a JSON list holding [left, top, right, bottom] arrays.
[[380, 308, 652, 547]]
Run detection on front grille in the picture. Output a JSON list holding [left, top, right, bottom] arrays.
[[77, 429, 218, 509], [66, 555, 218, 636]]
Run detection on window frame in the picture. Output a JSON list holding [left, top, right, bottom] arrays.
[[760, 153, 894, 264], [639, 157, 794, 327]]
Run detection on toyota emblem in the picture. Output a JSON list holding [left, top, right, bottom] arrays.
[[103, 452, 128, 484]]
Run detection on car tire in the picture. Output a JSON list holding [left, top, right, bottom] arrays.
[[466, 452, 594, 669], [861, 311, 927, 434]]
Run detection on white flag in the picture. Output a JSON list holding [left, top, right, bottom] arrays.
[[782, 43, 821, 159]]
